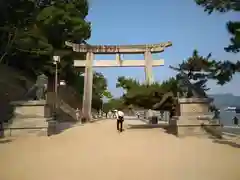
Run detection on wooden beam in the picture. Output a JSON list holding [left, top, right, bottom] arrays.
[[74, 60, 164, 67]]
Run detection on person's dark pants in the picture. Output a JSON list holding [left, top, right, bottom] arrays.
[[0, 122, 4, 138], [117, 116, 124, 132]]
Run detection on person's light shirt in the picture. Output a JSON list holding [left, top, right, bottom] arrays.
[[148, 109, 153, 118], [117, 111, 124, 118]]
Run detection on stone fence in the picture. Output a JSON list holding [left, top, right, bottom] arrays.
[[135, 109, 170, 122]]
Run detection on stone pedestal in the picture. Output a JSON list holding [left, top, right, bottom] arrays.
[[6, 100, 48, 137], [179, 98, 213, 117], [11, 100, 47, 118], [176, 98, 214, 137]]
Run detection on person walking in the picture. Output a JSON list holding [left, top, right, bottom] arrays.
[[75, 108, 81, 122], [112, 109, 118, 119], [136, 112, 140, 119], [116, 109, 124, 132]]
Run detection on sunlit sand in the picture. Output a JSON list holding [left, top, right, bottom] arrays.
[[0, 119, 239, 180]]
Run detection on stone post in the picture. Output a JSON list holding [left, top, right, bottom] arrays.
[[144, 49, 153, 85], [82, 52, 94, 121]]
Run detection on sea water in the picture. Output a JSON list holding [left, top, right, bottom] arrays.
[[219, 108, 240, 135]]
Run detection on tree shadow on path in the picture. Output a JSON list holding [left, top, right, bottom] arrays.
[[211, 138, 240, 148]]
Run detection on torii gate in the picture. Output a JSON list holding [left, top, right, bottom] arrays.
[[65, 41, 172, 121]]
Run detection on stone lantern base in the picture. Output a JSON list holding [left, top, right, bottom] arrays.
[[169, 98, 221, 137]]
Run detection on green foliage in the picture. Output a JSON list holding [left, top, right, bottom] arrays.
[[116, 76, 139, 92], [103, 98, 125, 113], [102, 91, 113, 99], [195, 0, 240, 13], [194, 0, 240, 53], [225, 21, 240, 53], [36, 0, 91, 47], [115, 49, 236, 111], [116, 76, 179, 110], [173, 50, 211, 94], [92, 94, 103, 111], [0, 0, 38, 63], [0, 0, 108, 109], [91, 72, 113, 110], [93, 72, 111, 98], [178, 49, 240, 85], [0, 0, 91, 77]]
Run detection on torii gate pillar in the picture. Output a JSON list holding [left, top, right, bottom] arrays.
[[144, 49, 153, 85], [82, 52, 94, 121]]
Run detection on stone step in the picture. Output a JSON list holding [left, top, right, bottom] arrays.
[[12, 114, 45, 119], [4, 117, 48, 137], [177, 126, 209, 137], [4, 128, 47, 137], [9, 117, 48, 128]]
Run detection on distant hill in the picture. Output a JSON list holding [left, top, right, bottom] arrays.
[[209, 93, 240, 108]]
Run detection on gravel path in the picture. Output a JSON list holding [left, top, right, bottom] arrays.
[[0, 119, 239, 180]]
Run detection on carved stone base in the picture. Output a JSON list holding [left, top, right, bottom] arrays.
[[173, 98, 221, 137], [178, 98, 213, 116], [176, 116, 210, 137], [10, 100, 47, 118], [7, 100, 48, 137]]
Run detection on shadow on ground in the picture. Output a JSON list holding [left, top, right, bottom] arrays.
[[213, 139, 240, 148], [47, 121, 78, 136], [0, 139, 13, 144], [0, 101, 15, 125], [127, 124, 179, 138], [55, 122, 76, 134], [166, 126, 240, 149], [48, 118, 104, 136], [208, 136, 240, 149], [127, 124, 168, 130], [128, 123, 240, 148], [47, 108, 80, 136], [163, 126, 179, 137]]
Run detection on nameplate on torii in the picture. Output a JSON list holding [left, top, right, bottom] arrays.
[[65, 41, 172, 54]]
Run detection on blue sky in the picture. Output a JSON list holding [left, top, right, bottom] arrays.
[[86, 0, 239, 97]]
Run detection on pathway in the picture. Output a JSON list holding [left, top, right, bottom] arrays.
[[0, 119, 240, 180]]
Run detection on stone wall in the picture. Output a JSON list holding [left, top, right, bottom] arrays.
[[0, 65, 35, 124], [0, 65, 34, 101]]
